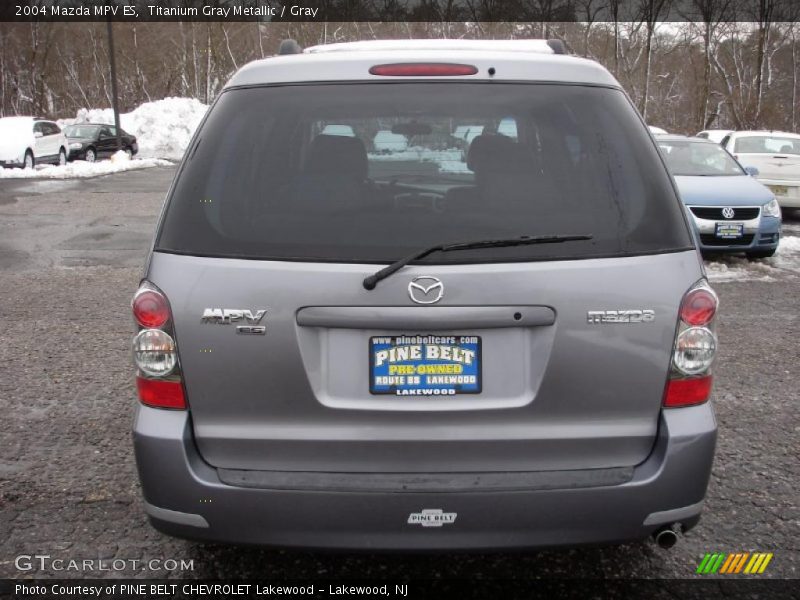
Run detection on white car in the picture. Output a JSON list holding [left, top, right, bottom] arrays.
[[696, 129, 732, 143], [321, 124, 355, 137], [0, 116, 68, 169], [372, 130, 408, 153], [648, 126, 668, 135], [721, 130, 800, 209]]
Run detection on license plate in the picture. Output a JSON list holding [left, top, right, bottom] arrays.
[[768, 185, 788, 196], [715, 222, 744, 239], [369, 335, 482, 396]]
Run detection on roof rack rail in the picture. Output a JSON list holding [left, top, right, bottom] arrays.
[[546, 39, 566, 55], [278, 39, 302, 55]]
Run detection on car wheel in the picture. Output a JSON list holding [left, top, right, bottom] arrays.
[[746, 249, 776, 260], [58, 148, 66, 166], [85, 148, 96, 163], [124, 147, 133, 159], [23, 150, 34, 170]]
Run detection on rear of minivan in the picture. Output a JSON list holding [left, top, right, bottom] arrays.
[[132, 40, 718, 550]]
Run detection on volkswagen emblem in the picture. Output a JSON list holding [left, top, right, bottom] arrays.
[[408, 276, 444, 305], [721, 207, 735, 219]]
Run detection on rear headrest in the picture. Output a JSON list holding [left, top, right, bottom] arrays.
[[467, 134, 529, 175], [305, 134, 368, 180]]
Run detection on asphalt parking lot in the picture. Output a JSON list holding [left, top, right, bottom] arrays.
[[0, 167, 798, 581]]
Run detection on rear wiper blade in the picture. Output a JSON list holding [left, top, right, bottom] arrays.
[[362, 234, 593, 290]]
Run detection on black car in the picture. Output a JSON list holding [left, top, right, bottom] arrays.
[[63, 123, 138, 162]]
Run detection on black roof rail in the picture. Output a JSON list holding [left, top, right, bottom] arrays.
[[278, 39, 302, 55], [546, 39, 567, 55]]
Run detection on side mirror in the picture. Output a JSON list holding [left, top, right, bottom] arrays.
[[744, 166, 759, 177], [33, 131, 43, 138]]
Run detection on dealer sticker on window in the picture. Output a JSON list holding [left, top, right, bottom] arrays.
[[369, 335, 482, 396]]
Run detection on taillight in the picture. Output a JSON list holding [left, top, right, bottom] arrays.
[[131, 282, 186, 410], [664, 376, 713, 408], [136, 377, 186, 409], [664, 280, 718, 408], [133, 329, 177, 376], [132, 289, 170, 328], [369, 63, 478, 76], [679, 287, 717, 326]]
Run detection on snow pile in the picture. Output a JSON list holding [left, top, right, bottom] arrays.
[[0, 157, 171, 179], [704, 257, 778, 282], [705, 235, 800, 282], [769, 235, 800, 273], [60, 97, 208, 160], [110, 149, 131, 163]]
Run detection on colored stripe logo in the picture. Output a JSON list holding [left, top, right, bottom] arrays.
[[696, 552, 773, 574]]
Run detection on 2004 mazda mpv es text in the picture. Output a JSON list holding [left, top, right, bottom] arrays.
[[132, 39, 719, 550]]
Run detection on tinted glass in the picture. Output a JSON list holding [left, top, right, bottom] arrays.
[[64, 125, 101, 138], [157, 83, 691, 264], [659, 140, 744, 176]]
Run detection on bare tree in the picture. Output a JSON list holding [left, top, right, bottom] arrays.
[[575, 0, 608, 58], [637, 0, 672, 121], [684, 0, 734, 129]]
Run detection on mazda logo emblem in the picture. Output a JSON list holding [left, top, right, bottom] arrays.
[[408, 276, 444, 305], [721, 207, 735, 219]]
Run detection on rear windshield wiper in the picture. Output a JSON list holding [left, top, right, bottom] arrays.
[[363, 234, 593, 290]]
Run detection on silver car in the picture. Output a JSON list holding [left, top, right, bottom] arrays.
[[132, 39, 718, 550]]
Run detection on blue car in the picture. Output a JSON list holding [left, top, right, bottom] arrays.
[[658, 135, 781, 259]]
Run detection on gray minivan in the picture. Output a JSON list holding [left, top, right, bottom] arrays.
[[131, 39, 718, 550]]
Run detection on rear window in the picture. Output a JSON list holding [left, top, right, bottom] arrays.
[[157, 83, 691, 264], [734, 135, 800, 155]]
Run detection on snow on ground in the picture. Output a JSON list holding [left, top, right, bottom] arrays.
[[0, 156, 171, 179], [705, 235, 800, 282], [59, 97, 208, 160], [368, 147, 470, 174], [1, 98, 205, 178]]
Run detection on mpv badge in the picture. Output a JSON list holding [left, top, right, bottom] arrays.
[[408, 276, 444, 305], [202, 308, 267, 324], [407, 508, 457, 527], [721, 207, 735, 219]]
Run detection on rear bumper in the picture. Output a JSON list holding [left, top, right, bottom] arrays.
[[758, 179, 800, 209], [133, 403, 717, 550]]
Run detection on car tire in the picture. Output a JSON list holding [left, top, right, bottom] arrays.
[[23, 150, 34, 170], [124, 147, 133, 159], [85, 147, 96, 163], [746, 249, 776, 260], [58, 148, 66, 166]]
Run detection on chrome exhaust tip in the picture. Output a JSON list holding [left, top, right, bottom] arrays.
[[654, 526, 679, 549]]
